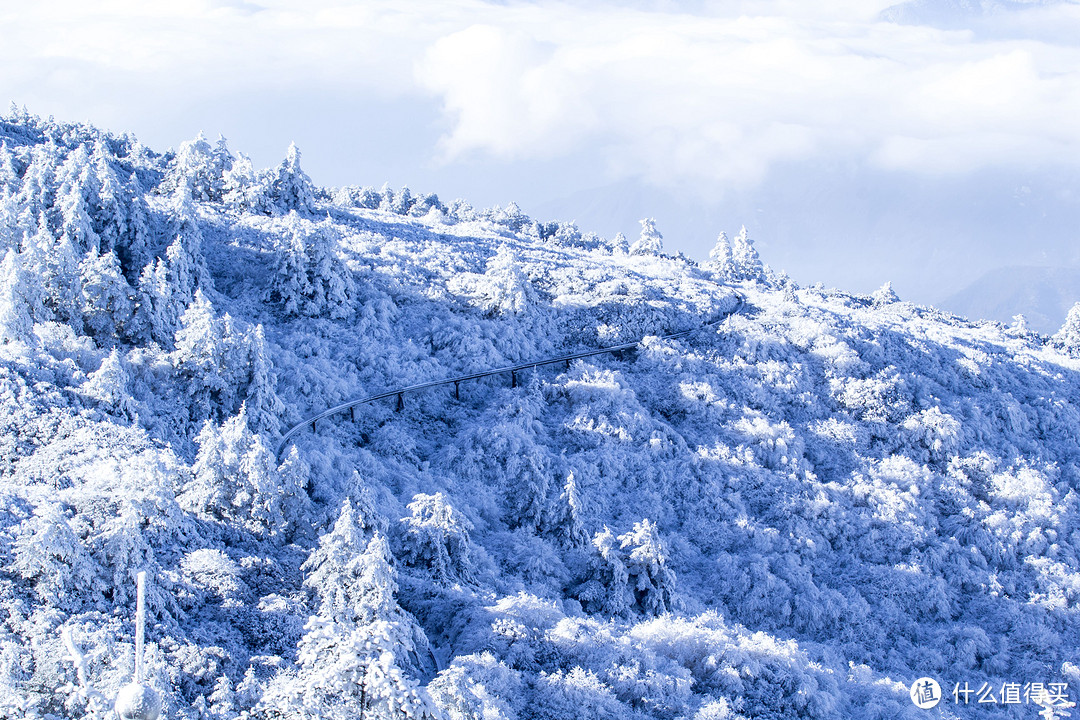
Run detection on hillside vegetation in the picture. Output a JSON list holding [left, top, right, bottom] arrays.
[[0, 109, 1078, 719]]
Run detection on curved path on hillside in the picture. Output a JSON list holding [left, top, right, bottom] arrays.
[[277, 293, 745, 459]]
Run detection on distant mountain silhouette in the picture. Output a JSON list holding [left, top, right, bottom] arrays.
[[940, 265, 1080, 333]]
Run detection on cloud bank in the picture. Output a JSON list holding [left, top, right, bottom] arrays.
[[7, 0, 1080, 196]]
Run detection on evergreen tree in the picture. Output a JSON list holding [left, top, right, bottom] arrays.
[[14, 142, 59, 232], [269, 216, 309, 316], [0, 248, 35, 346], [731, 225, 764, 281], [575, 526, 632, 617], [181, 405, 300, 536], [612, 231, 629, 254], [133, 257, 175, 346], [222, 152, 269, 213], [79, 247, 134, 340], [705, 231, 734, 279], [549, 470, 589, 548], [871, 281, 899, 306], [83, 348, 137, 418], [117, 172, 152, 282], [476, 244, 534, 317], [243, 324, 285, 437], [304, 215, 353, 319], [173, 289, 228, 419], [1055, 302, 1080, 353], [0, 141, 17, 197], [161, 133, 233, 202], [629, 217, 663, 256], [55, 144, 101, 255], [90, 140, 127, 254], [266, 143, 315, 214], [398, 492, 475, 585], [618, 518, 676, 616]]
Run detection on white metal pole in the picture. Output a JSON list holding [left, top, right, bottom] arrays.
[[135, 571, 146, 684]]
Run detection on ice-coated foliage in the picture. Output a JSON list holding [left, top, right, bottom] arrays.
[[1055, 301, 1080, 353], [0, 110, 1078, 720], [629, 217, 663, 256], [397, 492, 475, 585]]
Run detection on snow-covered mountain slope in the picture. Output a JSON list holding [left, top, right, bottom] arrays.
[[0, 109, 1078, 719]]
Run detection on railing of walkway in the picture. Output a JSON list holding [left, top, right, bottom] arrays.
[[276, 293, 745, 459]]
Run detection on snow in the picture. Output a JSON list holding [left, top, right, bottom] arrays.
[[0, 108, 1077, 718]]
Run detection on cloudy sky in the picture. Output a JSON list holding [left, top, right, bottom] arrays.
[[6, 0, 1080, 321]]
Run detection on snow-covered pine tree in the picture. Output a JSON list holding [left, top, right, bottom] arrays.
[[1054, 302, 1080, 353], [266, 143, 315, 215], [611, 231, 629, 254], [182, 405, 300, 536], [475, 244, 534, 317], [79, 247, 134, 341], [705, 231, 734, 279], [89, 139, 126, 254], [221, 152, 269, 213], [872, 281, 899, 306], [55, 145, 101, 256], [629, 217, 663, 256], [14, 142, 59, 231], [269, 217, 309, 317], [243, 324, 285, 437], [83, 348, 137, 418], [0, 248, 35, 347], [260, 500, 435, 717], [173, 289, 228, 420], [548, 470, 589, 548], [116, 173, 152, 282], [0, 141, 18, 197], [11, 503, 99, 611], [398, 492, 475, 585], [618, 518, 676, 616], [574, 526, 632, 617], [303, 215, 353, 319], [132, 257, 174, 346], [161, 133, 233, 202], [730, 225, 764, 281]]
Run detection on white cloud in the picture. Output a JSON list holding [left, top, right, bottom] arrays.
[[4, 0, 1080, 194]]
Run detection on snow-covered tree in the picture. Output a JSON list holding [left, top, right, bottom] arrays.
[[1054, 302, 1080, 353], [270, 213, 353, 319], [0, 249, 35, 347], [705, 231, 734, 279], [629, 217, 663, 256], [0, 141, 18, 197], [872, 281, 899, 306], [132, 257, 174, 346], [618, 518, 676, 616], [161, 133, 233, 202], [730, 225, 764, 281], [222, 152, 268, 212], [79, 247, 134, 340], [548, 470, 589, 548], [574, 526, 632, 617], [181, 405, 303, 537], [11, 503, 99, 611], [398, 492, 475, 586], [83, 348, 137, 418], [173, 289, 229, 418], [265, 143, 315, 214], [475, 244, 534, 317], [572, 520, 674, 616], [611, 231, 629, 254], [243, 324, 285, 437]]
